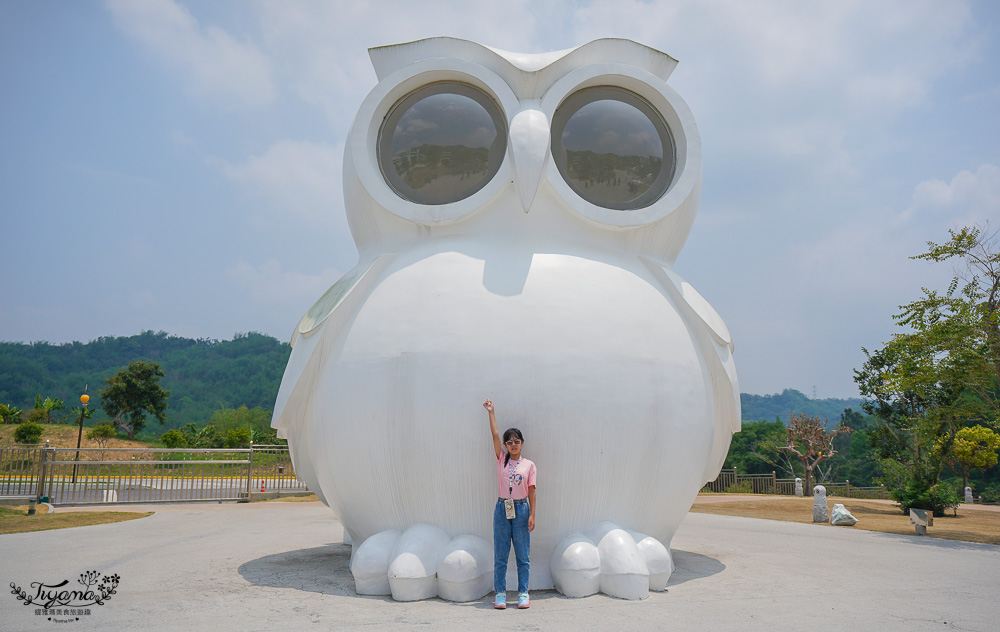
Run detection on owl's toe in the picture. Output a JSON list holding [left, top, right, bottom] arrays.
[[436, 533, 493, 602], [386, 523, 450, 601], [550, 521, 672, 600], [551, 533, 601, 597], [350, 528, 401, 595], [349, 525, 492, 602], [625, 528, 673, 592]]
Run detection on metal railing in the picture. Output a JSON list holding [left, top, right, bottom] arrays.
[[0, 444, 43, 497], [1, 442, 307, 505], [250, 444, 305, 494], [701, 469, 889, 500]]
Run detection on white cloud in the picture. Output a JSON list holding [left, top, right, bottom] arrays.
[[168, 128, 197, 148], [743, 117, 860, 184], [106, 0, 276, 108], [254, 0, 541, 123], [226, 259, 342, 305], [785, 163, 999, 299], [565, 0, 978, 197], [908, 163, 1000, 226], [210, 139, 343, 222]]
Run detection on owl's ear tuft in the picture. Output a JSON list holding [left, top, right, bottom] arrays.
[[369, 38, 678, 84], [369, 37, 506, 80]]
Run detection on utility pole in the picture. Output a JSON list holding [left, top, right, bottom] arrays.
[[72, 385, 89, 484]]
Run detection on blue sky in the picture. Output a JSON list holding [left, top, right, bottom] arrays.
[[2, 0, 998, 398]]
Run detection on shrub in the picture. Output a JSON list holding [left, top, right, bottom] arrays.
[[723, 481, 754, 494], [891, 479, 961, 517], [178, 423, 222, 449], [25, 408, 48, 424], [13, 421, 44, 444], [87, 423, 118, 446], [160, 429, 188, 448], [225, 427, 251, 449], [980, 485, 1000, 504], [0, 403, 22, 424]]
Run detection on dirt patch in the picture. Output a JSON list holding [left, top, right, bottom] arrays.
[[267, 494, 320, 503], [1, 423, 155, 460], [691, 495, 1000, 545], [0, 504, 153, 535]]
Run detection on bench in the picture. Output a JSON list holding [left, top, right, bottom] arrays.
[[909, 508, 933, 535]]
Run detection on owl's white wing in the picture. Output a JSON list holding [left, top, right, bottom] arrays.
[[272, 253, 397, 437], [641, 257, 741, 482]]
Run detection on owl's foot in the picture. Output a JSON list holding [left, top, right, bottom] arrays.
[[550, 521, 672, 600], [350, 524, 493, 602]]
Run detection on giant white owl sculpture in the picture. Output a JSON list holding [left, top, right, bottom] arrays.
[[272, 37, 740, 602]]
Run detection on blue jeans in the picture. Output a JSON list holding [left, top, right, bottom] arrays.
[[493, 498, 530, 593]]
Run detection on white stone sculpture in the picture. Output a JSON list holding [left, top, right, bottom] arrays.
[[830, 503, 858, 526], [812, 485, 829, 523], [964, 486, 974, 504], [272, 37, 741, 601], [794, 478, 803, 496]]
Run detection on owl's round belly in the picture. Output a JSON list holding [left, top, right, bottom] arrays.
[[311, 250, 714, 543]]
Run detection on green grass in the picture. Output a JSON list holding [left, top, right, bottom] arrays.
[[0, 504, 153, 535]]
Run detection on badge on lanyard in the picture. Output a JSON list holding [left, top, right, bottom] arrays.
[[504, 457, 520, 519]]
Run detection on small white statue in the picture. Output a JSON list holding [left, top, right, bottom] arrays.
[[794, 478, 803, 496], [812, 485, 829, 523], [964, 486, 974, 504]]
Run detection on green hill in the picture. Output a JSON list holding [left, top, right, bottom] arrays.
[[0, 331, 290, 435], [740, 389, 863, 425]]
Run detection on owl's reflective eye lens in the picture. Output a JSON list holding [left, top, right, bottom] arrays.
[[552, 87, 675, 210], [379, 82, 507, 205]]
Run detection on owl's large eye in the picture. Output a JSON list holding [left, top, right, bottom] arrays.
[[378, 82, 507, 205], [551, 87, 675, 210]]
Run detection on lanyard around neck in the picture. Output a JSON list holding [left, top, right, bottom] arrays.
[[507, 457, 521, 496]]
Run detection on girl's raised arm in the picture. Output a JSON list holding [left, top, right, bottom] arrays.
[[483, 399, 502, 459]]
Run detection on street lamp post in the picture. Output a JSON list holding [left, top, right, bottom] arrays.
[[72, 386, 89, 484]]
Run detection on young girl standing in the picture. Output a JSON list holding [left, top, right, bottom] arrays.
[[483, 399, 536, 609]]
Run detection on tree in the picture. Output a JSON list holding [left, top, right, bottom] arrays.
[[0, 403, 22, 424], [87, 423, 118, 461], [855, 225, 999, 515], [177, 423, 222, 448], [160, 429, 189, 448], [33, 395, 66, 424], [819, 408, 878, 486], [13, 421, 43, 444], [835, 427, 880, 487], [99, 361, 170, 439], [86, 423, 118, 447], [723, 419, 789, 475], [70, 404, 94, 424], [914, 224, 1000, 391], [940, 425, 1000, 492], [777, 413, 850, 494], [225, 427, 251, 448], [25, 408, 49, 424], [205, 405, 282, 444]]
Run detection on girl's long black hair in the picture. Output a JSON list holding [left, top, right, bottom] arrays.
[[502, 427, 524, 466]]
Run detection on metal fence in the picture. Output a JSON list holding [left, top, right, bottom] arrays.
[[0, 442, 307, 505], [0, 444, 42, 497], [701, 468, 889, 500]]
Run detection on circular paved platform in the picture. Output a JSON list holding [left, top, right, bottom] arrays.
[[2, 501, 998, 631]]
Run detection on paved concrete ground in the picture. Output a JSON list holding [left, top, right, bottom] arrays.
[[2, 500, 998, 631]]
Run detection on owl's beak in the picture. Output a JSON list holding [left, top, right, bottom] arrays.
[[508, 108, 550, 213]]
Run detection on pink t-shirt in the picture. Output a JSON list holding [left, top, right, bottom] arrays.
[[496, 451, 536, 500]]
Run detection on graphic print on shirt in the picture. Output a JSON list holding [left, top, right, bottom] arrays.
[[508, 458, 522, 495]]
